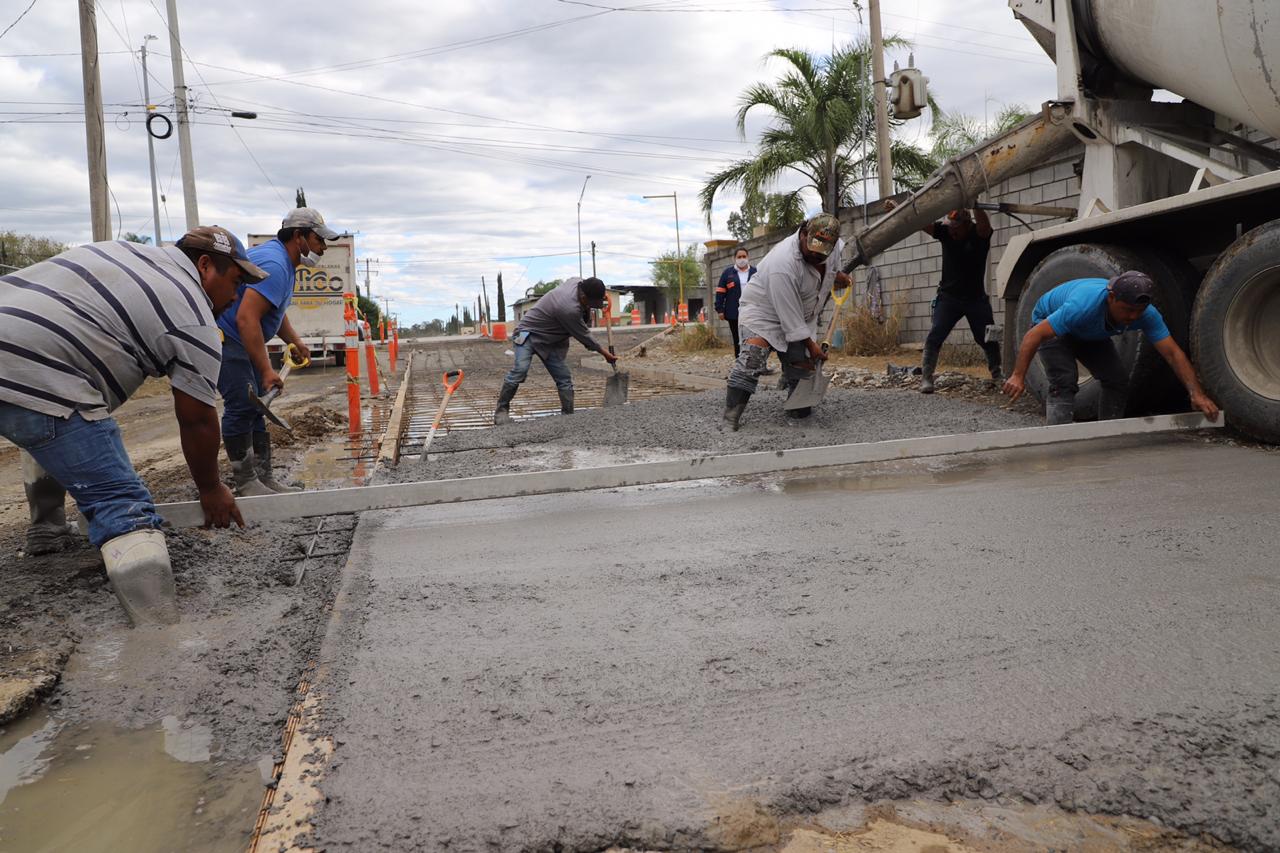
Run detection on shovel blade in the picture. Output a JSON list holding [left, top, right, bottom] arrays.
[[604, 370, 630, 407], [248, 387, 293, 432], [783, 368, 831, 411]]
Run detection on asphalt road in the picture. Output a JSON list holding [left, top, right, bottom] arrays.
[[312, 434, 1280, 851]]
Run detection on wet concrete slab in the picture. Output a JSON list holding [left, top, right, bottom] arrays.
[[313, 435, 1280, 851]]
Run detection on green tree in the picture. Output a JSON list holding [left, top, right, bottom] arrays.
[[725, 187, 807, 241], [0, 231, 70, 271], [929, 102, 1031, 162], [700, 39, 936, 223], [529, 279, 561, 297], [122, 232, 152, 244], [357, 295, 381, 329], [462, 306, 474, 326], [650, 245, 702, 306]]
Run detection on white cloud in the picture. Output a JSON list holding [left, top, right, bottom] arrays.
[[0, 0, 1056, 323]]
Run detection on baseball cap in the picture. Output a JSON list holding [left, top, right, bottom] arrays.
[[577, 276, 607, 309], [1108, 270, 1155, 306], [802, 213, 840, 257], [282, 207, 340, 240], [176, 226, 269, 282]]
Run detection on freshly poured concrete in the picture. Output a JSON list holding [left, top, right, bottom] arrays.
[[314, 435, 1280, 851]]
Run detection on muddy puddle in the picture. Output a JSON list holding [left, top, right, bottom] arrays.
[[0, 707, 262, 852]]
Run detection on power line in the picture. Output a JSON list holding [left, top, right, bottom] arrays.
[[0, 0, 40, 43]]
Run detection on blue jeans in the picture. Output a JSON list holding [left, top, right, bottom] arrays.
[[217, 337, 265, 438], [503, 339, 573, 392], [0, 403, 160, 547]]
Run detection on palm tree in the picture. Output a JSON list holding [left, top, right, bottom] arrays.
[[928, 102, 1032, 162], [700, 39, 936, 225]]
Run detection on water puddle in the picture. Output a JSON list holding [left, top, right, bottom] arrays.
[[0, 708, 261, 852]]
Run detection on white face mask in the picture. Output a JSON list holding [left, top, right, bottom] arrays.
[[735, 258, 749, 269], [299, 251, 320, 268]]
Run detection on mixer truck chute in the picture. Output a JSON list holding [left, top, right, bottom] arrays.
[[844, 0, 1280, 443]]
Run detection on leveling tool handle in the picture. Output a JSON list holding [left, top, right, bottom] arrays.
[[442, 370, 464, 393], [819, 282, 853, 352]]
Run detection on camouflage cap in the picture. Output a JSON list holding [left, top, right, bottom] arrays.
[[802, 213, 840, 257]]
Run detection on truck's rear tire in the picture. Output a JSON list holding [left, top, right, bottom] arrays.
[[1015, 243, 1193, 419], [333, 349, 346, 368], [1191, 220, 1280, 444]]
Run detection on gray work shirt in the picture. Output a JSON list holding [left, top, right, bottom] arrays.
[[738, 230, 845, 352], [514, 277, 605, 361], [0, 241, 223, 420]]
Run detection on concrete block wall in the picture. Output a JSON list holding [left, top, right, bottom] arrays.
[[854, 146, 1085, 348]]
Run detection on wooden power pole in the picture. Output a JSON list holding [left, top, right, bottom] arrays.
[[869, 0, 894, 201], [77, 0, 111, 241]]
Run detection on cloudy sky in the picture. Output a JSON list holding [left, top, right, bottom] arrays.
[[1, 0, 1056, 324]]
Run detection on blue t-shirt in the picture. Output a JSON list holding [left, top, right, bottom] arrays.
[[1032, 277, 1170, 343], [216, 238, 294, 346]]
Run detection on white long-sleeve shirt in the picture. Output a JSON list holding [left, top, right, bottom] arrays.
[[737, 230, 845, 352]]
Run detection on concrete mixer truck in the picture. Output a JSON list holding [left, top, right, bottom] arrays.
[[848, 0, 1280, 443]]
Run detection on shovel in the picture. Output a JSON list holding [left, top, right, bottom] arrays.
[[602, 302, 629, 407], [420, 370, 464, 459], [784, 282, 851, 411], [248, 344, 308, 432]]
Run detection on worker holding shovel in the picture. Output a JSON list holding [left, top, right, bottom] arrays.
[[724, 214, 850, 430], [494, 276, 617, 424], [0, 227, 259, 625], [216, 207, 341, 496]]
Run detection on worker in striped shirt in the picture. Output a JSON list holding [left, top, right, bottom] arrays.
[[0, 226, 264, 625]]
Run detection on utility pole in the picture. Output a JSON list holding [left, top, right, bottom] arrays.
[[869, 0, 894, 201], [642, 192, 683, 310], [140, 36, 163, 245], [362, 258, 379, 300], [590, 240, 597, 277], [164, 0, 199, 228], [77, 0, 111, 241], [576, 175, 591, 277]]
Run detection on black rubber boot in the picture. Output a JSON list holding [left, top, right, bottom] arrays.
[[253, 431, 300, 493], [723, 387, 751, 431], [224, 433, 274, 497], [493, 381, 519, 425], [984, 343, 1003, 382], [558, 388, 574, 415], [919, 347, 939, 394]]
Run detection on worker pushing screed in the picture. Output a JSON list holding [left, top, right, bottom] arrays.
[[493, 276, 618, 424], [0, 226, 257, 625], [1004, 271, 1219, 425]]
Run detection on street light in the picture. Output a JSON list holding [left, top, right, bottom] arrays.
[[576, 175, 591, 277], [642, 191, 683, 318]]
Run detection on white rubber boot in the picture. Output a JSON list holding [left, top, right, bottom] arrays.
[[100, 529, 180, 626]]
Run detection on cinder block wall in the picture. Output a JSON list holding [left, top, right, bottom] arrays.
[[702, 146, 1086, 350]]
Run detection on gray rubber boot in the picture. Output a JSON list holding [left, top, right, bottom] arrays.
[[252, 432, 301, 493], [22, 452, 78, 555], [100, 528, 179, 626], [723, 387, 751, 431], [919, 348, 939, 394], [558, 388, 574, 415], [224, 433, 274, 497], [1046, 398, 1075, 425], [493, 381, 519, 425]]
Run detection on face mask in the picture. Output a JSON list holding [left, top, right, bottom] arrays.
[[735, 258, 749, 269], [299, 251, 320, 268]]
